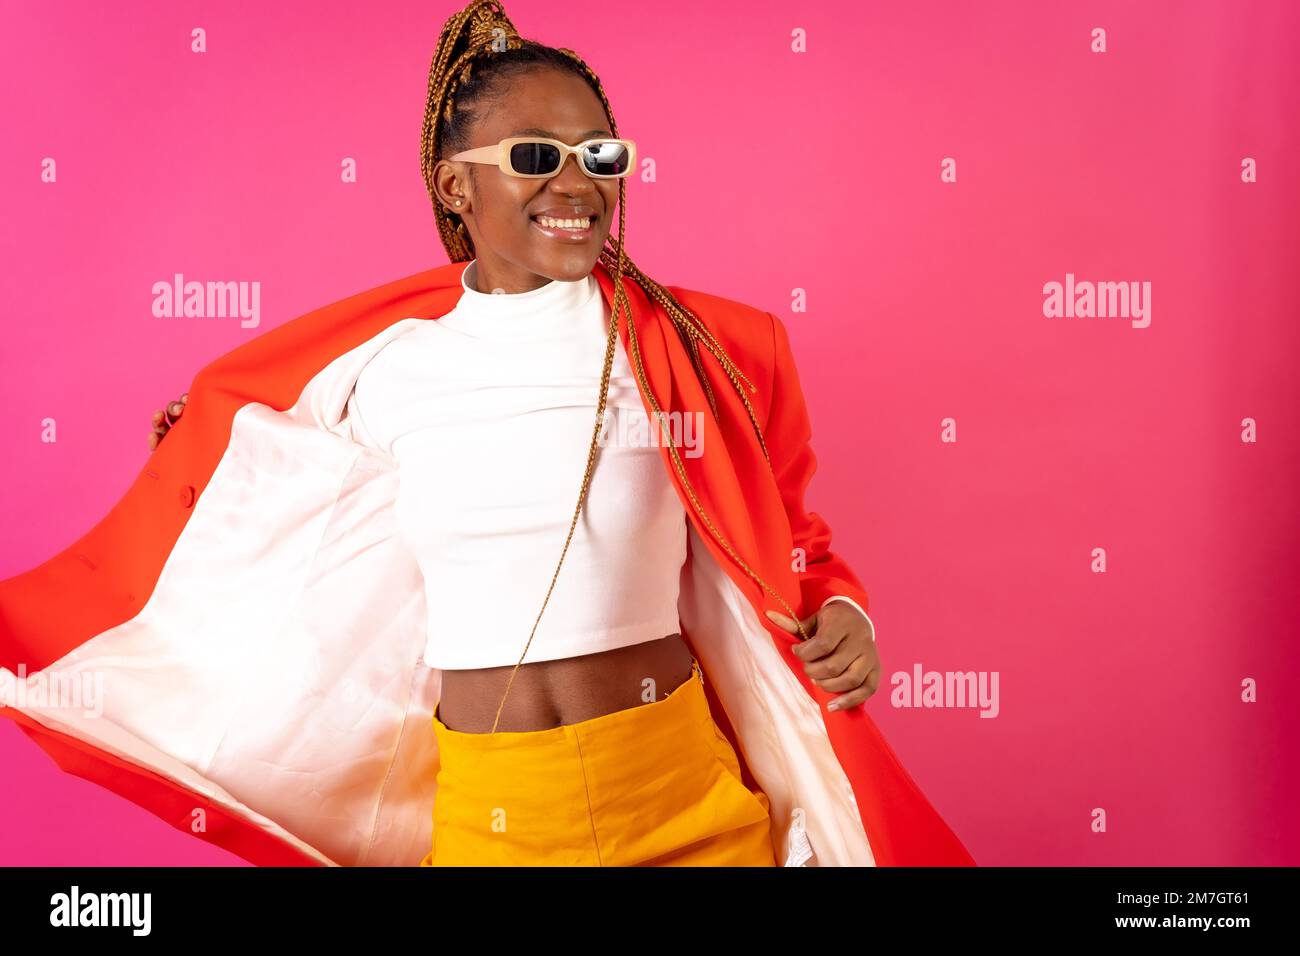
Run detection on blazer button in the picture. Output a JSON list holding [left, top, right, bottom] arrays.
[[178, 485, 196, 508]]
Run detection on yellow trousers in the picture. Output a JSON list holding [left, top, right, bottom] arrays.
[[419, 657, 777, 866]]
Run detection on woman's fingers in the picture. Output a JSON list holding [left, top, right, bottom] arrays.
[[150, 395, 187, 451], [764, 609, 819, 639], [150, 408, 170, 451]]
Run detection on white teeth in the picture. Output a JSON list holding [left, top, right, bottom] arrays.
[[534, 215, 592, 229]]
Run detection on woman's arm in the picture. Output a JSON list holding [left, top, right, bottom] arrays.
[[762, 311, 879, 711], [763, 311, 873, 621]]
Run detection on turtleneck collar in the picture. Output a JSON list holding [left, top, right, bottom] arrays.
[[445, 259, 599, 336]]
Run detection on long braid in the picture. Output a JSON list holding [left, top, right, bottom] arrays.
[[420, 1, 810, 733]]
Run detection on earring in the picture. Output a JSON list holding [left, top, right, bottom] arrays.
[[454, 199, 462, 206]]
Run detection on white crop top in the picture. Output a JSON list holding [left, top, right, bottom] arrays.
[[346, 259, 688, 670]]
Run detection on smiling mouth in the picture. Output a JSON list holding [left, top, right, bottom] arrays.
[[529, 212, 600, 244], [531, 213, 597, 230]]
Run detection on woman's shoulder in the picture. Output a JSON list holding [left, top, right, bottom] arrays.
[[658, 281, 779, 367]]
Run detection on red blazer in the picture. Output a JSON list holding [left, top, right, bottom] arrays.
[[0, 258, 975, 867]]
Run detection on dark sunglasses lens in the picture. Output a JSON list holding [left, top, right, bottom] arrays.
[[582, 141, 630, 177], [509, 141, 562, 175]]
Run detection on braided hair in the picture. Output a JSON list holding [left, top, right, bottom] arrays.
[[420, 0, 811, 731]]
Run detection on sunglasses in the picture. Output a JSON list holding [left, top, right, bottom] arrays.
[[448, 136, 637, 180]]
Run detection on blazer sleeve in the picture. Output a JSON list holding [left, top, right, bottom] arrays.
[[764, 310, 873, 623]]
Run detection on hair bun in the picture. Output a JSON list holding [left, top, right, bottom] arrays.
[[467, 1, 521, 51]]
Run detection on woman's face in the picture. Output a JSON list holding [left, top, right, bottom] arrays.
[[433, 66, 622, 294]]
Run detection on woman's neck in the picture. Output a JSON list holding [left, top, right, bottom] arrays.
[[468, 258, 555, 295]]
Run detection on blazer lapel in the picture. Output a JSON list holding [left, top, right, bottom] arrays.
[[593, 260, 775, 616]]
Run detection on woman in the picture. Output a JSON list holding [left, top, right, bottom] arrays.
[[6, 0, 974, 867]]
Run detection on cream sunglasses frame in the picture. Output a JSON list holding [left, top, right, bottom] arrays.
[[448, 136, 637, 179]]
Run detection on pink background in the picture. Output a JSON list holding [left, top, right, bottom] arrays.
[[2, 0, 1297, 866]]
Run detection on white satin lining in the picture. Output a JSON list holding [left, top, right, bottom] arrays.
[[0, 319, 874, 867]]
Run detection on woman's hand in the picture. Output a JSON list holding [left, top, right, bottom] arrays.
[[766, 602, 879, 712], [148, 392, 187, 451]]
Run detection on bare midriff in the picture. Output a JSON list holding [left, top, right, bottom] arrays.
[[435, 633, 695, 733]]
